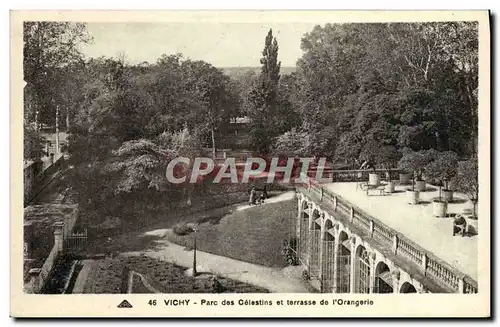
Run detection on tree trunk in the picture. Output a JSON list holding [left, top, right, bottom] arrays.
[[55, 105, 60, 153], [211, 127, 216, 159], [66, 108, 70, 132]]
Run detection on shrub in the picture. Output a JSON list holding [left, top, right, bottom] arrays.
[[172, 223, 194, 236]]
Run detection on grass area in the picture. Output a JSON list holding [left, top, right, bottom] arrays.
[[130, 274, 155, 294], [167, 199, 297, 268], [84, 255, 268, 293]]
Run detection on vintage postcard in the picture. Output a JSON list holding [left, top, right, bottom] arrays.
[[10, 10, 490, 318]]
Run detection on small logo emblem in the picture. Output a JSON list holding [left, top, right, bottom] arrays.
[[117, 300, 133, 308]]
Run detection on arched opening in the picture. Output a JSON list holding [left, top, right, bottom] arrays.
[[298, 201, 310, 266], [374, 262, 393, 293], [335, 231, 351, 293], [321, 219, 335, 293], [308, 209, 322, 279], [355, 245, 371, 293], [400, 282, 417, 293]]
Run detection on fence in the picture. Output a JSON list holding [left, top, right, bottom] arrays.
[[299, 174, 478, 294], [64, 229, 88, 253], [330, 169, 402, 183]]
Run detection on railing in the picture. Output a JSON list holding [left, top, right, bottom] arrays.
[[298, 173, 478, 294], [330, 169, 402, 183]]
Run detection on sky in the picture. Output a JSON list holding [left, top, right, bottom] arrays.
[[80, 22, 317, 67]]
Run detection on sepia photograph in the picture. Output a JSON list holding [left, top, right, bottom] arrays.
[[11, 10, 490, 317]]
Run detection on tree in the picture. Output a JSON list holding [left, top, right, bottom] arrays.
[[272, 128, 310, 157], [398, 149, 438, 191], [452, 159, 479, 217], [248, 29, 281, 154], [181, 60, 237, 158], [107, 127, 202, 205], [23, 22, 92, 125], [24, 124, 45, 161], [425, 151, 459, 200]]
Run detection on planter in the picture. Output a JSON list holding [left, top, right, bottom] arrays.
[[442, 189, 454, 202], [406, 190, 419, 205], [399, 173, 411, 185], [432, 200, 448, 217], [415, 180, 426, 192], [368, 173, 380, 186], [385, 181, 395, 193]]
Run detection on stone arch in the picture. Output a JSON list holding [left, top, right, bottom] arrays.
[[355, 244, 371, 293], [323, 219, 335, 241], [400, 281, 417, 293], [335, 230, 351, 293], [374, 261, 393, 293]]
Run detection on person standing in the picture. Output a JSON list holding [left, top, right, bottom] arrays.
[[249, 188, 256, 205]]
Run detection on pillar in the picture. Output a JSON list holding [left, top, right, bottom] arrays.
[[319, 223, 325, 292], [332, 232, 340, 293], [296, 198, 301, 241], [349, 236, 356, 293], [392, 234, 398, 254], [421, 253, 428, 275], [391, 269, 401, 294], [29, 268, 42, 293], [458, 277, 465, 294], [369, 251, 376, 293], [53, 222, 65, 253]]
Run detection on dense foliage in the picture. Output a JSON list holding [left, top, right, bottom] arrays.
[[23, 22, 479, 226]]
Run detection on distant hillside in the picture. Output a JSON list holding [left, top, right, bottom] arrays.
[[221, 66, 296, 77]]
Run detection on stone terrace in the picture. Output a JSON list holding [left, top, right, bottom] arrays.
[[324, 182, 477, 280]]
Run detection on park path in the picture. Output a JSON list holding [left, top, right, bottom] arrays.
[[71, 260, 94, 294], [125, 190, 311, 293], [124, 239, 310, 293], [235, 190, 295, 211]]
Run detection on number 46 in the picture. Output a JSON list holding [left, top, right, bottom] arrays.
[[148, 300, 156, 306]]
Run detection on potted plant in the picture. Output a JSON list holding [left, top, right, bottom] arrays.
[[425, 151, 459, 217], [378, 145, 401, 193], [452, 159, 479, 233], [398, 150, 422, 204], [359, 140, 381, 187], [398, 149, 437, 204]]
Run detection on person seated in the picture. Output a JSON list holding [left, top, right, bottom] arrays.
[[262, 185, 269, 199], [453, 215, 467, 236], [257, 193, 265, 205]]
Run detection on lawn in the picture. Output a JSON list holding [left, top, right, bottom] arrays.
[[83, 255, 268, 293], [166, 199, 298, 268]]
